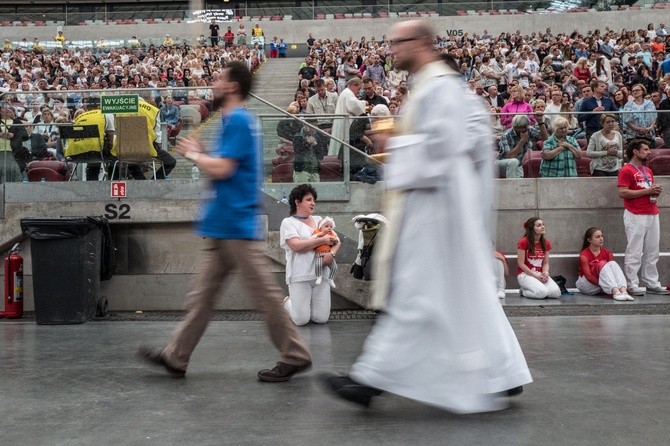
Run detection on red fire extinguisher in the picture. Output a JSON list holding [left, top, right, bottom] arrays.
[[1, 243, 23, 319]]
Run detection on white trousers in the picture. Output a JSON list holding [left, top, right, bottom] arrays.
[[623, 210, 662, 289], [576, 261, 627, 295], [517, 272, 561, 299], [493, 258, 506, 292], [284, 280, 331, 326]]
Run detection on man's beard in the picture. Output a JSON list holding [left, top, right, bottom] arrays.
[[211, 92, 227, 110]]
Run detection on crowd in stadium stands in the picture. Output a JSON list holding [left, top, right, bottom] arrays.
[[0, 30, 269, 181], [3, 20, 670, 181], [280, 22, 670, 180]]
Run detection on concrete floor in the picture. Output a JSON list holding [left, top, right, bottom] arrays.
[[1, 308, 669, 446]]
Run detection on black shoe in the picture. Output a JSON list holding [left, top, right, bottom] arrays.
[[507, 386, 524, 397], [257, 361, 312, 382], [320, 373, 383, 408], [137, 345, 186, 378]]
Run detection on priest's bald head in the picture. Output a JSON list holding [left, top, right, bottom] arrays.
[[389, 20, 438, 73]]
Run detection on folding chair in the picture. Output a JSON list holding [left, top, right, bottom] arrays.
[[59, 124, 108, 181], [110, 115, 165, 180]]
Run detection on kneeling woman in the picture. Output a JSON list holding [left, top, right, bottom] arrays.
[[517, 217, 562, 299], [280, 184, 340, 325], [577, 227, 633, 301]]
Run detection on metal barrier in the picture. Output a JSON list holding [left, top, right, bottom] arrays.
[[2, 84, 669, 184]]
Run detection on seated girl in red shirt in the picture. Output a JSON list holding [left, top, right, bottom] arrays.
[[517, 217, 561, 299], [576, 227, 633, 301]]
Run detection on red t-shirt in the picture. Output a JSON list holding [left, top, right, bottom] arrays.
[[578, 247, 614, 285], [651, 42, 665, 55], [517, 237, 552, 275], [617, 163, 659, 215]]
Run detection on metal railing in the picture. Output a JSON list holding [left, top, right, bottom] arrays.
[[2, 84, 669, 184]]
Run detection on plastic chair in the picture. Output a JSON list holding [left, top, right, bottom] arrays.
[[60, 124, 107, 181], [110, 116, 165, 180]]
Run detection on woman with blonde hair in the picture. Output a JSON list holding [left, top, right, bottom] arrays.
[[560, 102, 584, 139], [573, 57, 590, 82], [540, 116, 582, 177]]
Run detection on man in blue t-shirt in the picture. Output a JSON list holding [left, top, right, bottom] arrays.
[[138, 62, 312, 382], [278, 38, 287, 58]]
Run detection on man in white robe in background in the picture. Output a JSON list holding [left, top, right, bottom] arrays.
[[327, 77, 367, 156], [322, 20, 533, 414]]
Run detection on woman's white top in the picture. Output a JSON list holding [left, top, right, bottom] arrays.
[[280, 215, 323, 284]]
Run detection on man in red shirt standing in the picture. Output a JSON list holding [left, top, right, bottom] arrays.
[[224, 26, 235, 48], [617, 139, 670, 296]]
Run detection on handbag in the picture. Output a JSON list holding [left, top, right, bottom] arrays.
[[551, 275, 573, 295]]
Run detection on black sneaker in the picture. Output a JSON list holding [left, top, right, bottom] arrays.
[[320, 373, 383, 408], [137, 345, 186, 378], [257, 361, 312, 382], [507, 386, 524, 397]]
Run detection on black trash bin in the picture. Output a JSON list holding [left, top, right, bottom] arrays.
[[21, 217, 114, 325]]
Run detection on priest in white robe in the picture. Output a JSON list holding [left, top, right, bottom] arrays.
[[322, 20, 533, 414], [327, 77, 367, 156]]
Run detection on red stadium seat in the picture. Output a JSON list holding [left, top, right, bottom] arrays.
[[27, 160, 74, 182], [576, 157, 592, 177], [648, 156, 670, 176], [522, 151, 542, 178]]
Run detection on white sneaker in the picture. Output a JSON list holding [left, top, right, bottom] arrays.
[[628, 287, 645, 296], [622, 293, 635, 301], [613, 293, 627, 301], [283, 296, 290, 306], [497, 290, 506, 299], [328, 279, 336, 289], [646, 286, 670, 295]]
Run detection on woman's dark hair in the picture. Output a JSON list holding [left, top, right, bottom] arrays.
[[288, 183, 317, 215], [524, 217, 546, 255], [582, 227, 601, 250]]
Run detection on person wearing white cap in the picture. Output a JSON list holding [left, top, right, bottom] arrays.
[[309, 216, 339, 287]]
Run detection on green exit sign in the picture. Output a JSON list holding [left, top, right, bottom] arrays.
[[101, 95, 139, 114]]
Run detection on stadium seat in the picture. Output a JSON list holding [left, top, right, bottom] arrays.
[[179, 107, 201, 126], [320, 156, 343, 182], [576, 157, 592, 177], [648, 156, 670, 176], [522, 150, 541, 178], [27, 160, 74, 182]]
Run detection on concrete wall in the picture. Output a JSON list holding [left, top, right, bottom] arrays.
[[2, 177, 670, 311], [0, 10, 663, 45]]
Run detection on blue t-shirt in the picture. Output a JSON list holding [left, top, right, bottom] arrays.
[[197, 107, 263, 240]]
